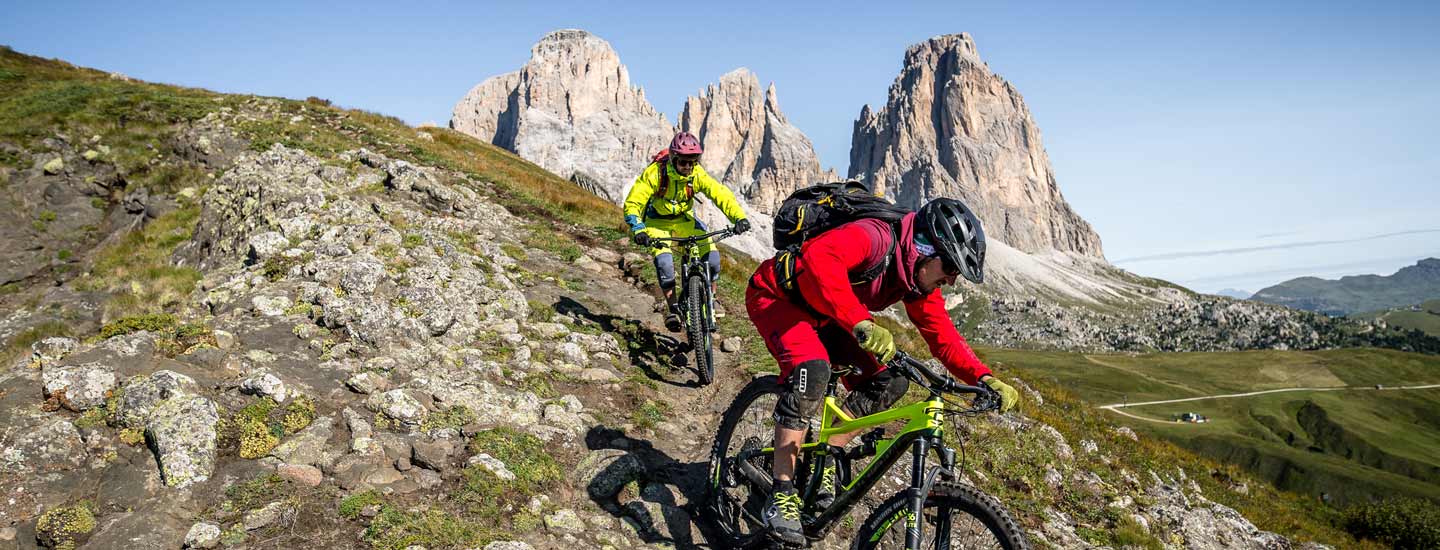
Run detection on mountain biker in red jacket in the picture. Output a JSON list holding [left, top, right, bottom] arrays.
[[745, 197, 1020, 545]]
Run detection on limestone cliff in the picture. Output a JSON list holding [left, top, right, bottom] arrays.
[[450, 29, 673, 203], [680, 69, 834, 214], [849, 33, 1104, 259]]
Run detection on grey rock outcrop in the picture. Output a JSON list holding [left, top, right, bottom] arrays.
[[147, 395, 220, 488], [450, 29, 673, 203], [849, 33, 1104, 259], [680, 68, 835, 214]]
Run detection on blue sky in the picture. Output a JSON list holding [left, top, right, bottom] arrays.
[[4, 0, 1437, 294]]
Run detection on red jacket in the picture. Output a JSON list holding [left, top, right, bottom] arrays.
[[752, 214, 992, 384]]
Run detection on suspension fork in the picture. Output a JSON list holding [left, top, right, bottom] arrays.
[[934, 438, 956, 550], [906, 436, 930, 549]]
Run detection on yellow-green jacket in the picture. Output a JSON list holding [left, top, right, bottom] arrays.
[[623, 162, 746, 228]]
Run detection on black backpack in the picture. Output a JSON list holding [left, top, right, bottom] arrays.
[[771, 181, 912, 294]]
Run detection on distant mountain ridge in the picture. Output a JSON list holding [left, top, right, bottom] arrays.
[[1251, 258, 1440, 315]]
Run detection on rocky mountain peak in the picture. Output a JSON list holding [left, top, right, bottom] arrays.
[[450, 29, 673, 203], [680, 68, 834, 215], [849, 33, 1105, 260]]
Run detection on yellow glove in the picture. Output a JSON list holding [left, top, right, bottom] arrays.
[[982, 376, 1019, 413], [853, 320, 896, 362]]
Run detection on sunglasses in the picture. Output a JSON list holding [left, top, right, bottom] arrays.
[[937, 256, 962, 277], [673, 156, 699, 169]]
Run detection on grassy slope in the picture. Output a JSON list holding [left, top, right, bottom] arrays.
[[0, 45, 1390, 548], [1353, 299, 1440, 338], [984, 346, 1440, 504]]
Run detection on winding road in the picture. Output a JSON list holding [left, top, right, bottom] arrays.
[[1099, 383, 1440, 424]]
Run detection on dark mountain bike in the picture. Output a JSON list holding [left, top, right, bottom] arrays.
[[705, 351, 1029, 549], [648, 226, 736, 386]]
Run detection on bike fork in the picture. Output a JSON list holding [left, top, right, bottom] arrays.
[[905, 437, 930, 549]]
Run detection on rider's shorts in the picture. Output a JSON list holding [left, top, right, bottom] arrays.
[[748, 285, 907, 427], [745, 282, 887, 390]]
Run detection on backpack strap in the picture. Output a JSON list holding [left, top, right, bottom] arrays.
[[655, 160, 670, 198], [851, 224, 898, 286], [774, 222, 899, 300]]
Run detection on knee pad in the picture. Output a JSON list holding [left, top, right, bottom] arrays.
[[774, 360, 831, 430], [844, 369, 911, 419], [655, 253, 676, 290], [706, 250, 721, 281]]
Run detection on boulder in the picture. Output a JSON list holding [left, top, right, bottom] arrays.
[[146, 396, 220, 488], [42, 361, 117, 411]]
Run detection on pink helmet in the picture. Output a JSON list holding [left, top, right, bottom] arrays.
[[669, 132, 703, 156]]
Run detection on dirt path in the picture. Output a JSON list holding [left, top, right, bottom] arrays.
[[1099, 384, 1440, 423]]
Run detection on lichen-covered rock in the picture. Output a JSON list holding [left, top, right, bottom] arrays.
[[345, 371, 389, 394], [239, 371, 287, 402], [146, 396, 219, 488], [30, 336, 79, 366], [270, 415, 334, 467], [247, 231, 289, 261], [467, 453, 516, 481], [242, 501, 291, 531], [251, 295, 292, 317], [183, 521, 221, 549], [368, 389, 428, 432], [42, 361, 117, 411], [1, 417, 86, 474], [113, 370, 198, 429], [483, 542, 534, 550]]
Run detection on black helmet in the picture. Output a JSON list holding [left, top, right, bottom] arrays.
[[916, 198, 986, 284]]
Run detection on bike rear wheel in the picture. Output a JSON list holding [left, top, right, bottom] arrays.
[[851, 481, 1029, 550], [706, 375, 785, 548], [686, 273, 714, 386]]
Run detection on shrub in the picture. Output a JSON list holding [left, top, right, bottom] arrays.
[[36, 501, 95, 549], [99, 313, 176, 339], [1343, 498, 1440, 549], [281, 394, 316, 434]]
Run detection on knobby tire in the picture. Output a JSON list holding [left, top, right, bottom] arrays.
[[851, 481, 1029, 550], [687, 274, 714, 386], [707, 375, 787, 548]]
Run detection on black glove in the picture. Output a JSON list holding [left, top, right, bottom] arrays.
[[633, 231, 651, 247], [733, 218, 751, 235]]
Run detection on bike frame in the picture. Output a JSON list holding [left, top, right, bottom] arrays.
[[729, 355, 988, 547]]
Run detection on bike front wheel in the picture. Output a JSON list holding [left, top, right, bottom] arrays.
[[686, 273, 714, 386], [706, 375, 784, 548], [852, 481, 1029, 550]]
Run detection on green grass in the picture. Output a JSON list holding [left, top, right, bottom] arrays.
[[1, 320, 71, 366], [76, 204, 202, 320], [1359, 300, 1440, 338], [985, 346, 1440, 506]]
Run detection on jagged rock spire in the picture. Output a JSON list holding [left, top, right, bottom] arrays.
[[450, 29, 674, 203], [680, 68, 835, 215], [849, 33, 1105, 259]]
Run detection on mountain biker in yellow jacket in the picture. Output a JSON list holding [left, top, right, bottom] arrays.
[[624, 132, 751, 332]]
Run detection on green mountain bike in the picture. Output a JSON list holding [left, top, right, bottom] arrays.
[[648, 226, 735, 386], [705, 351, 1030, 549]]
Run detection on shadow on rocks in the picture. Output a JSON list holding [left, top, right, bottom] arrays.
[[552, 296, 701, 388], [580, 425, 722, 548]]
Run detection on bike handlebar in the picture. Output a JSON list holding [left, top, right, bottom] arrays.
[[887, 351, 996, 403], [646, 227, 737, 248]]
